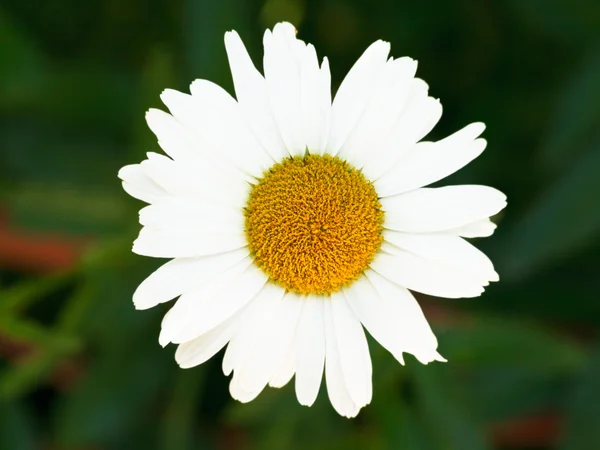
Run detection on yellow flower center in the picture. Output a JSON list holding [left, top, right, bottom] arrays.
[[244, 154, 384, 295]]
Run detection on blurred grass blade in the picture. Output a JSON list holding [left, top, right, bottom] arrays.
[[507, 0, 600, 44], [131, 46, 178, 160], [498, 144, 600, 280], [183, 0, 252, 84], [541, 49, 600, 170], [0, 316, 81, 400], [54, 344, 170, 446], [441, 316, 584, 371], [0, 270, 76, 314], [0, 316, 80, 352], [559, 342, 600, 450], [370, 390, 431, 450], [412, 363, 492, 450], [0, 400, 36, 450], [160, 369, 205, 450]]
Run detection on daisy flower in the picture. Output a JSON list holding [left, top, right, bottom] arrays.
[[118, 22, 506, 418]]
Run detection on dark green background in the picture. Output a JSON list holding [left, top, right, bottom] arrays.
[[1, 0, 600, 449]]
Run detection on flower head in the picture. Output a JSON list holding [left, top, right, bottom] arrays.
[[119, 22, 506, 417]]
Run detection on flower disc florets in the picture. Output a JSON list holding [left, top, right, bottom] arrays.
[[245, 154, 384, 294]]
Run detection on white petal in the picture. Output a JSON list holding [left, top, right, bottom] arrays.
[[269, 335, 296, 388], [327, 40, 391, 155], [263, 23, 306, 155], [231, 291, 303, 396], [446, 218, 497, 238], [229, 375, 262, 403], [371, 243, 485, 298], [324, 300, 359, 418], [344, 272, 438, 364], [301, 47, 331, 154], [175, 312, 239, 368], [137, 198, 244, 233], [145, 108, 253, 183], [160, 87, 271, 178], [381, 185, 507, 233], [330, 291, 372, 408], [337, 57, 417, 165], [376, 123, 487, 196], [360, 79, 442, 180], [222, 283, 284, 376], [383, 231, 499, 283], [132, 248, 249, 310], [140, 151, 250, 208], [118, 164, 166, 204], [295, 295, 325, 406], [224, 30, 288, 161], [132, 226, 247, 258], [159, 258, 267, 345]]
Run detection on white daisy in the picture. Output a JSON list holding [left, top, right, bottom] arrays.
[[118, 22, 506, 418]]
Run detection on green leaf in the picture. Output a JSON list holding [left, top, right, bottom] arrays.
[[559, 342, 600, 450]]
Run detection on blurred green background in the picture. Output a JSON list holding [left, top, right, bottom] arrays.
[[1, 0, 600, 449]]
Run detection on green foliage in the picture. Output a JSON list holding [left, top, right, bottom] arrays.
[[0, 0, 599, 449]]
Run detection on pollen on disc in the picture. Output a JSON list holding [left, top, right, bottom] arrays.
[[244, 154, 384, 295]]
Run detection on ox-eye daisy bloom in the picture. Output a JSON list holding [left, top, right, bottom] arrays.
[[119, 22, 506, 418]]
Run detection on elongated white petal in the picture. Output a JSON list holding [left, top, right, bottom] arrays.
[[161, 87, 271, 178], [376, 123, 487, 196], [140, 151, 250, 207], [327, 40, 391, 155], [118, 164, 167, 204], [263, 23, 304, 155], [330, 291, 372, 408], [175, 312, 239, 368], [446, 218, 497, 237], [132, 248, 249, 310], [269, 333, 296, 388], [300, 45, 331, 154], [324, 300, 359, 418], [231, 291, 303, 396], [338, 57, 417, 165], [224, 30, 288, 161], [263, 23, 331, 156], [381, 185, 507, 233], [132, 227, 247, 258], [223, 283, 284, 376], [295, 295, 325, 406], [344, 272, 439, 363], [160, 258, 267, 345], [371, 243, 485, 298], [138, 198, 244, 233], [383, 231, 499, 283], [146, 108, 249, 180], [360, 79, 442, 180]]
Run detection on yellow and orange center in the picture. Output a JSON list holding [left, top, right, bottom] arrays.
[[244, 154, 384, 295]]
